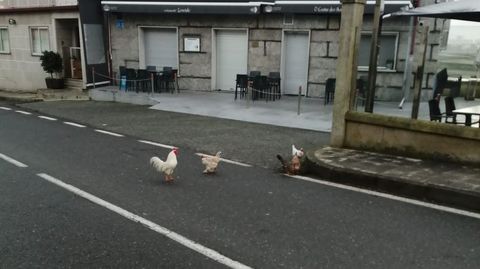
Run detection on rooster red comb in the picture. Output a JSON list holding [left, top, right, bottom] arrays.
[[172, 147, 179, 155]]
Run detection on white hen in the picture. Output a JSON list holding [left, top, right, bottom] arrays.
[[201, 151, 222, 174], [292, 144, 304, 158], [150, 148, 178, 182]]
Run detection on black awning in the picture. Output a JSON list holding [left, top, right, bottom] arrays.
[[385, 0, 480, 22], [101, 1, 268, 15], [267, 0, 412, 15]]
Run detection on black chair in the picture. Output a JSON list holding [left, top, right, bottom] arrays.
[[268, 72, 281, 100], [136, 69, 151, 92], [163, 66, 173, 71], [324, 78, 336, 105], [249, 71, 261, 79], [251, 75, 269, 101], [428, 99, 444, 122], [444, 96, 465, 124], [235, 74, 248, 100], [162, 69, 177, 93], [125, 68, 137, 91]]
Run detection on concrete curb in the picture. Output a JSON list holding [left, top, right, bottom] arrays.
[[0, 94, 42, 103], [305, 149, 480, 213]]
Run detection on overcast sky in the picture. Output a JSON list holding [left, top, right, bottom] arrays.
[[448, 20, 480, 43]]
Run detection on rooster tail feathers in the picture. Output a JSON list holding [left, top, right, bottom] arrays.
[[150, 156, 165, 172], [277, 154, 287, 167]]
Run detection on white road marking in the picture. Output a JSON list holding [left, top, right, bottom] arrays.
[[15, 110, 32, 115], [138, 140, 176, 149], [0, 153, 28, 168], [195, 153, 251, 167], [94, 129, 125, 137], [0, 106, 12, 111], [64, 121, 86, 128], [286, 174, 480, 220], [38, 115, 57, 121], [36, 173, 252, 269]]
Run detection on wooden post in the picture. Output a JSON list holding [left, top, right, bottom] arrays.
[[411, 24, 429, 119], [92, 67, 95, 89], [365, 0, 384, 113], [297, 86, 302, 115], [151, 73, 154, 94]]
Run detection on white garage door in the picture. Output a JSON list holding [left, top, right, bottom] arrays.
[[215, 30, 247, 91], [144, 28, 178, 69], [283, 32, 309, 95]]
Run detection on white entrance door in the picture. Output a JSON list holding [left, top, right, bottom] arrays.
[[144, 28, 178, 68], [283, 32, 309, 95], [215, 30, 248, 91]]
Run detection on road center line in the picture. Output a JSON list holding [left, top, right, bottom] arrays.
[[286, 174, 480, 220], [0, 153, 28, 168], [15, 110, 32, 115], [36, 173, 252, 269], [0, 106, 12, 110], [94, 129, 125, 137], [138, 140, 176, 149], [64, 121, 86, 128], [195, 153, 251, 167], [38, 115, 57, 121]]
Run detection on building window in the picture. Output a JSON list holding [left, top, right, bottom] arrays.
[[358, 32, 399, 70], [0, 27, 10, 53], [30, 27, 50, 55]]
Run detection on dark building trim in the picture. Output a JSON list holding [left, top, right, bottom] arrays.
[[0, 5, 78, 14]]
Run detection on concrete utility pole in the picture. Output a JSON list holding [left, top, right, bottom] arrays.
[[365, 0, 384, 113], [411, 24, 429, 119], [331, 0, 366, 147]]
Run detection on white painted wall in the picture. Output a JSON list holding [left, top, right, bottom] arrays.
[[0, 11, 79, 91]]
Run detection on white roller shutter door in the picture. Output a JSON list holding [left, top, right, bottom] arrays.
[[215, 30, 247, 91], [144, 28, 178, 69]]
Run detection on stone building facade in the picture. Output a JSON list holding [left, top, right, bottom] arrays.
[[0, 0, 85, 91], [104, 0, 449, 101]]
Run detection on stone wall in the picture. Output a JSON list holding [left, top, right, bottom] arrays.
[[110, 10, 446, 99], [344, 111, 480, 164]]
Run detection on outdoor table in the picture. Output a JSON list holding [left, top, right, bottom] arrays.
[[452, 105, 480, 127]]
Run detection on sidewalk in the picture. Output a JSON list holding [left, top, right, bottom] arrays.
[[0, 89, 88, 103], [305, 146, 480, 212]]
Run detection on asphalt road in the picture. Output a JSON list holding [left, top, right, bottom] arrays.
[[1, 102, 480, 268]]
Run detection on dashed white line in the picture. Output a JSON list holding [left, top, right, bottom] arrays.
[[0, 106, 12, 111], [15, 110, 32, 115], [0, 153, 28, 168], [195, 153, 252, 167], [286, 174, 480, 220], [38, 115, 57, 121], [64, 121, 86, 128], [36, 173, 252, 269], [138, 140, 176, 149], [94, 129, 125, 137]]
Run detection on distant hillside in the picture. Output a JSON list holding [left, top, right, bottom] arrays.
[[438, 24, 480, 77]]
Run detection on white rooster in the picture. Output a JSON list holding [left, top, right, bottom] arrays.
[[201, 151, 222, 174], [150, 148, 178, 183], [292, 144, 304, 158]]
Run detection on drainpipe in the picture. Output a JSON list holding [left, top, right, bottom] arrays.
[[399, 0, 420, 108]]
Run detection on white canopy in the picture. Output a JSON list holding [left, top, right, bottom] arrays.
[[385, 0, 480, 22]]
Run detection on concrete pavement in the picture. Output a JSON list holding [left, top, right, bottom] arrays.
[[2, 93, 480, 212], [2, 102, 480, 268]]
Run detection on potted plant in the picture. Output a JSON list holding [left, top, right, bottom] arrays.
[[40, 50, 64, 89]]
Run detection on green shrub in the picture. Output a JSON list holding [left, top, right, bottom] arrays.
[[40, 51, 63, 78]]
